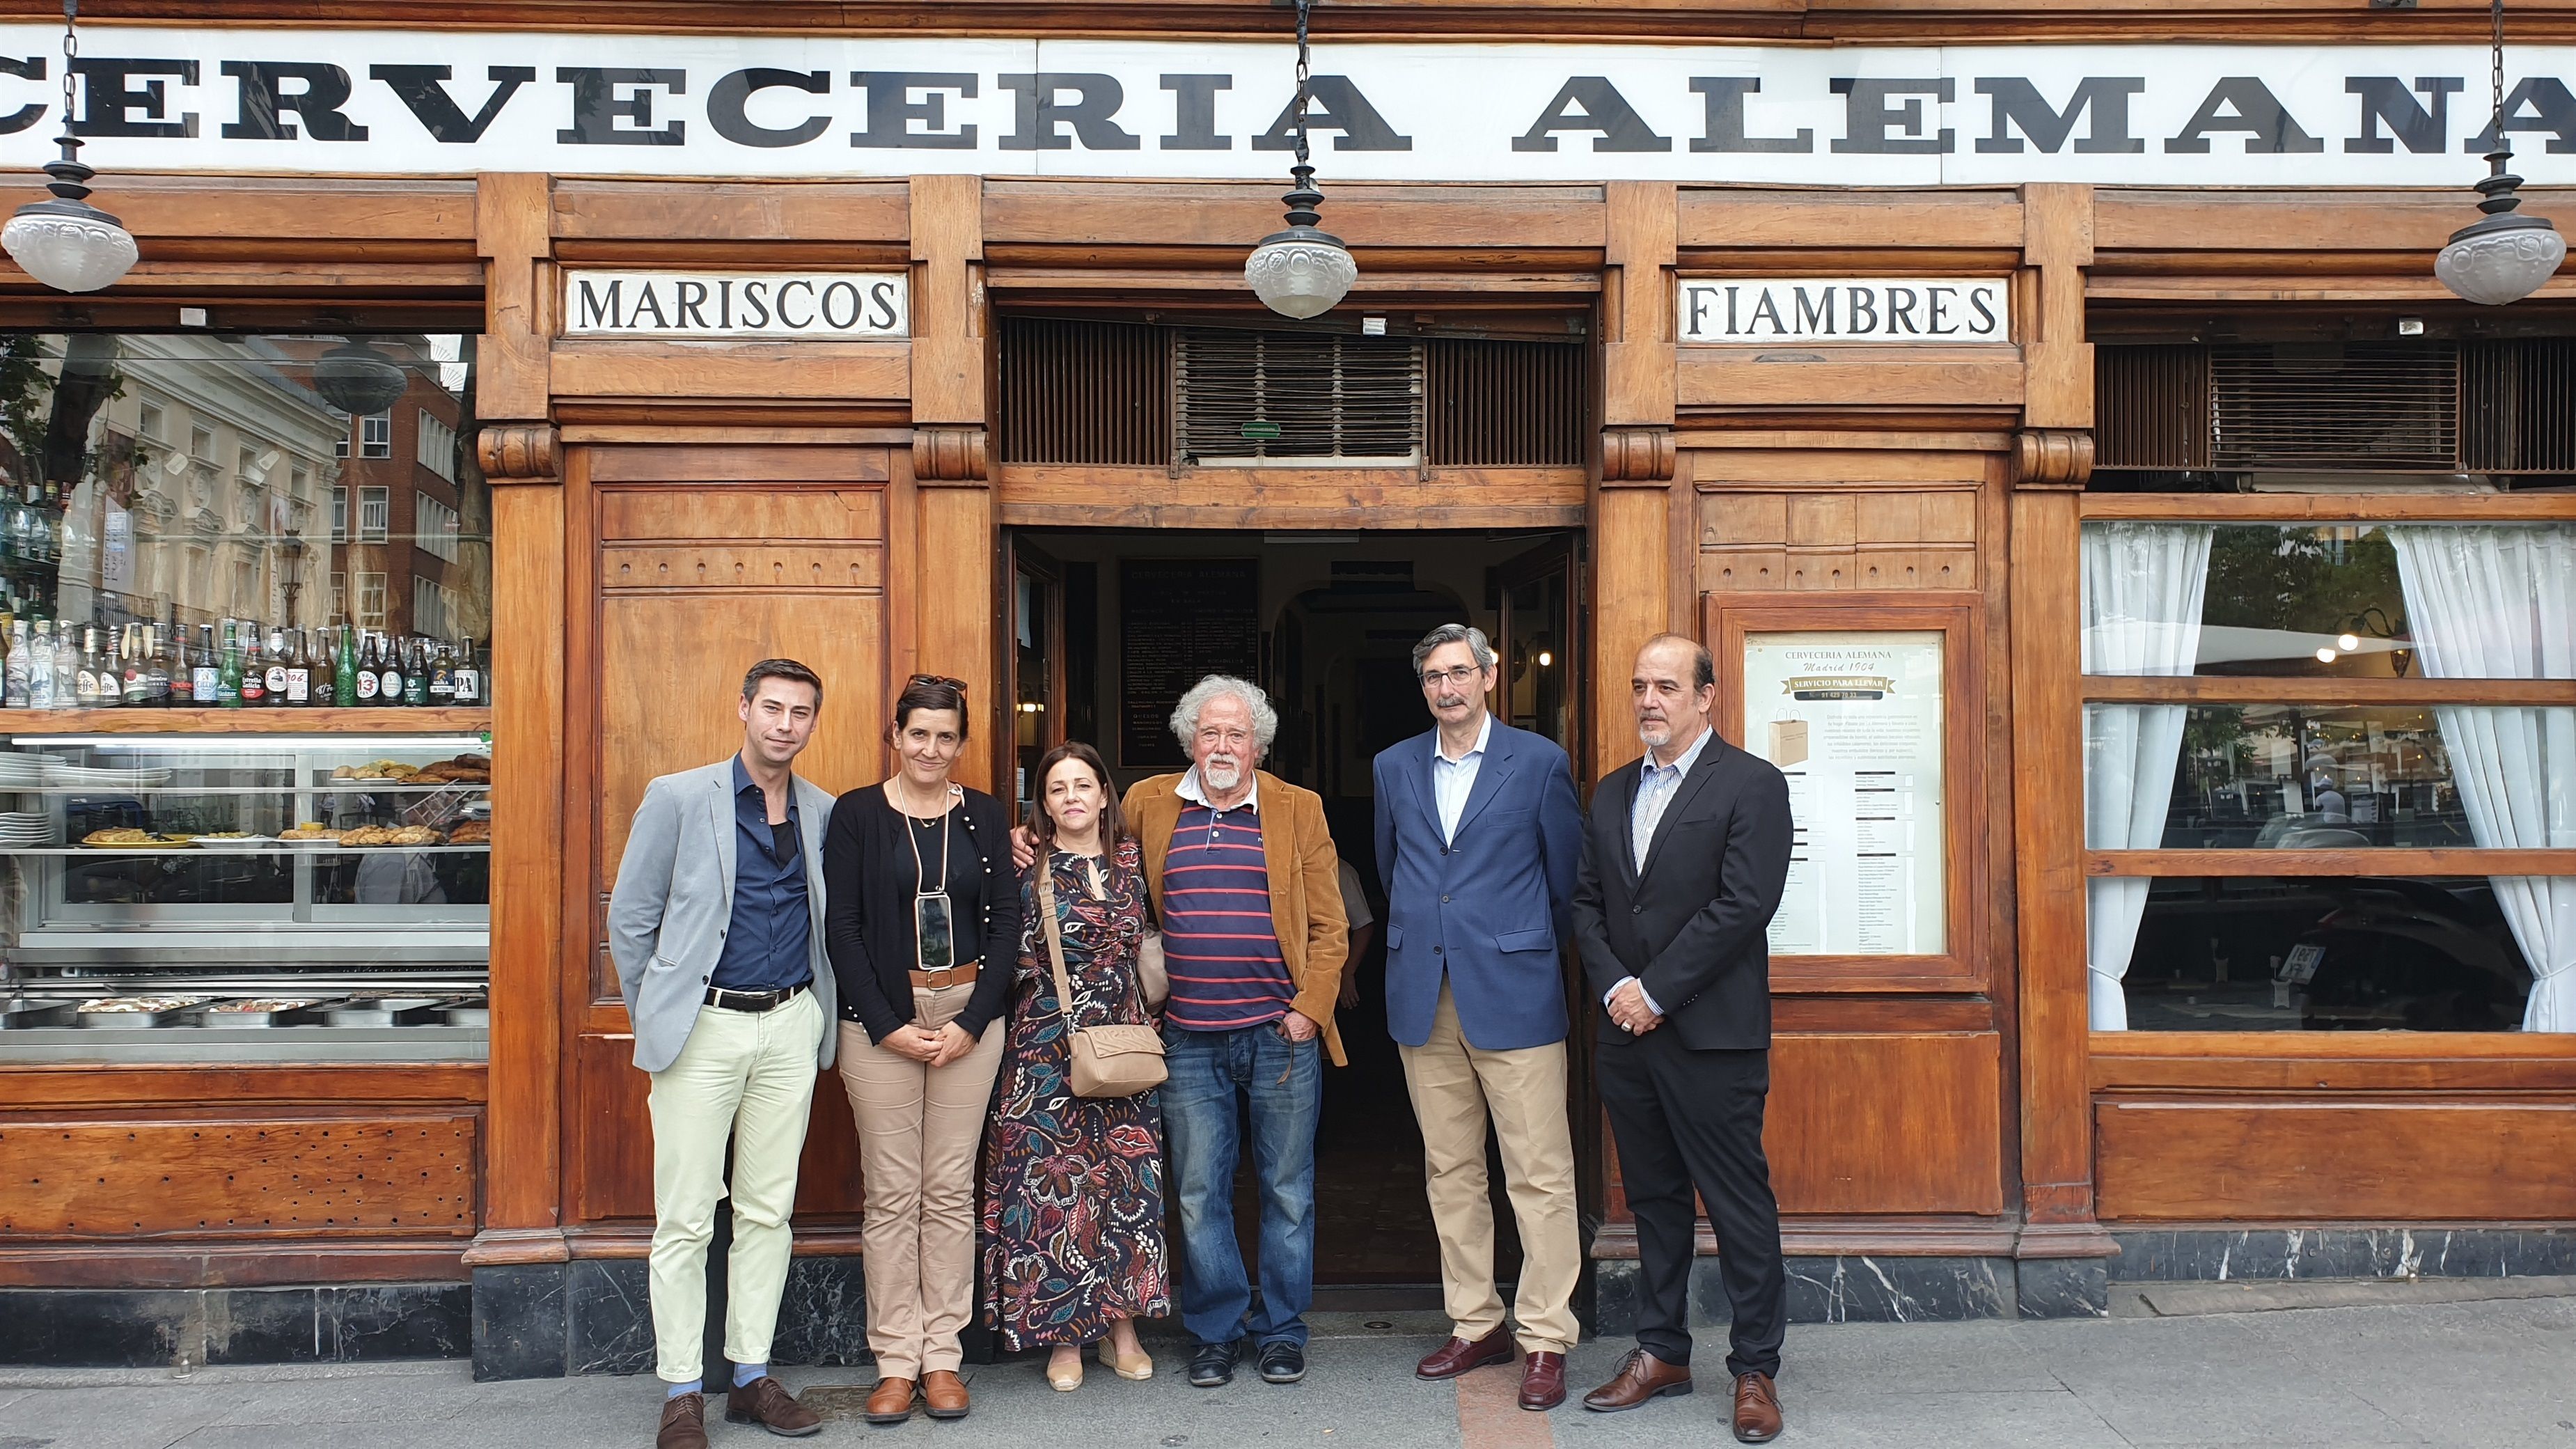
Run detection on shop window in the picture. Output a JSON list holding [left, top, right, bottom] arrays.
[[0, 331, 493, 1061], [2080, 518, 2574, 1033]]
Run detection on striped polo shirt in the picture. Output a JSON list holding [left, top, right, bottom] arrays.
[[1161, 783, 1293, 1032]]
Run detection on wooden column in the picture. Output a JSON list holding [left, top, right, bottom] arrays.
[[1594, 181, 1679, 781], [908, 174, 997, 792], [464, 172, 568, 1271], [2009, 182, 2111, 1300]]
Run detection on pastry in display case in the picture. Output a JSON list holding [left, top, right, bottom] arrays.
[[0, 729, 493, 1060]]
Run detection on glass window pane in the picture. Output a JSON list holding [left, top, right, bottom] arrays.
[[2118, 876, 2557, 1033]]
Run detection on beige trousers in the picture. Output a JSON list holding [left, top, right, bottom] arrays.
[[647, 990, 826, 1384], [1398, 982, 1583, 1355], [835, 982, 1005, 1379]]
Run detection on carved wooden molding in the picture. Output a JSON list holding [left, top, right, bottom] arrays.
[[2012, 429, 2094, 489], [1600, 427, 1676, 484], [476, 424, 560, 485], [912, 425, 989, 483]]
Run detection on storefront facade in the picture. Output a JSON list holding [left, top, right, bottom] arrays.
[[0, 3, 2569, 1374]]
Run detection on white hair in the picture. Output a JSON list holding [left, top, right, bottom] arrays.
[[1170, 674, 1279, 755]]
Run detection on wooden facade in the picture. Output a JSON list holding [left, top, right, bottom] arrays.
[[1, 1, 2572, 1363]]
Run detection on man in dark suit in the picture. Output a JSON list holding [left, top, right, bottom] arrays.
[[1571, 632, 1793, 1446], [1372, 624, 1585, 1411]]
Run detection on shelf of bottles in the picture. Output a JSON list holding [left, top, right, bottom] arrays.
[[1, 617, 485, 712]]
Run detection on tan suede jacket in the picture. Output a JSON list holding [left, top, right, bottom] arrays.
[[1122, 769, 1351, 1065]]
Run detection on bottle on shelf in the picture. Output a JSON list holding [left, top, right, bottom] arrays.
[[23, 620, 47, 710], [238, 621, 267, 705], [120, 623, 147, 706], [73, 625, 102, 707], [354, 629, 381, 704], [261, 625, 288, 707], [145, 623, 169, 706], [428, 639, 455, 706], [334, 624, 358, 707], [283, 627, 309, 706], [453, 637, 481, 706], [401, 635, 428, 706], [369, 631, 396, 706], [217, 620, 244, 707], [3, 617, 26, 709], [48, 618, 74, 710], [168, 624, 192, 706], [192, 624, 219, 708]]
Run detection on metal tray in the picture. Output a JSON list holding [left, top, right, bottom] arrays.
[[320, 996, 452, 1027], [189, 999, 337, 1028], [0, 1002, 76, 1030]]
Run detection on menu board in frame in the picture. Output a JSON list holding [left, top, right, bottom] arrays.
[[1709, 594, 1984, 993]]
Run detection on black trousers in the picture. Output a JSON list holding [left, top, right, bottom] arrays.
[[1596, 1027, 1784, 1380]]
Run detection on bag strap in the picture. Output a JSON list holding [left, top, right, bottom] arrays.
[[1036, 863, 1081, 1025]]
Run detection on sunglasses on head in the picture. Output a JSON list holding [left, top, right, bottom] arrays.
[[909, 673, 967, 691]]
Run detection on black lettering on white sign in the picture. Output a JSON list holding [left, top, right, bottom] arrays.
[[565, 270, 909, 338], [1677, 279, 2009, 343]]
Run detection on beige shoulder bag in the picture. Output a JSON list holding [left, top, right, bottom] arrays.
[[1038, 863, 1168, 1099]]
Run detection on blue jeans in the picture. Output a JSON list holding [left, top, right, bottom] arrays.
[[1161, 1021, 1322, 1349]]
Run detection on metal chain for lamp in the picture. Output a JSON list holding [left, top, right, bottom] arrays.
[[1281, 0, 1322, 230], [1242, 0, 1356, 318]]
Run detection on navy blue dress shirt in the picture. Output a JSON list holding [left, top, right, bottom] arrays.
[[709, 757, 813, 993]]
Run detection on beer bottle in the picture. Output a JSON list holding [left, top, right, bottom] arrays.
[[121, 623, 148, 706], [354, 630, 381, 703], [217, 622, 245, 707], [428, 639, 455, 705], [335, 625, 358, 707], [402, 636, 428, 705], [283, 627, 309, 705], [259, 625, 287, 706], [145, 623, 169, 706], [452, 638, 481, 706], [74, 625, 102, 707], [238, 622, 267, 705], [193, 625, 219, 708]]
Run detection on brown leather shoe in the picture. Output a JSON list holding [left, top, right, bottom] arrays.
[[1731, 1372, 1783, 1443], [1581, 1348, 1693, 1412], [1415, 1326, 1514, 1380], [657, 1392, 708, 1449], [1518, 1351, 1567, 1411], [921, 1368, 971, 1420], [724, 1375, 822, 1438], [862, 1377, 916, 1425]]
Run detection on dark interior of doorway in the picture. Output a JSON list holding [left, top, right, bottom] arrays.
[[1009, 527, 1582, 1294]]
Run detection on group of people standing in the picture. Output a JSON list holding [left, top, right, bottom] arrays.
[[608, 624, 1797, 1449]]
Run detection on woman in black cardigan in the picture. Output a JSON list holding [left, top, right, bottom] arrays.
[[824, 675, 1016, 1425]]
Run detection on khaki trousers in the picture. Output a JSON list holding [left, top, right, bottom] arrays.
[[1398, 982, 1582, 1354], [835, 982, 1005, 1379], [647, 989, 826, 1384]]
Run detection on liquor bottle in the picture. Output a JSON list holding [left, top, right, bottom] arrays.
[[21, 620, 45, 710], [452, 638, 481, 706], [73, 625, 102, 707], [261, 625, 289, 706], [217, 622, 244, 707], [144, 624, 168, 706], [3, 618, 26, 709], [335, 625, 358, 707], [168, 625, 192, 707], [283, 628, 309, 706], [237, 622, 267, 705], [401, 636, 428, 705], [120, 624, 147, 706], [368, 632, 395, 706], [193, 625, 219, 708], [427, 639, 455, 706], [354, 631, 381, 704]]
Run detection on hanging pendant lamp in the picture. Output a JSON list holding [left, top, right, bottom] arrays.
[[2435, 0, 2564, 306], [1, 0, 136, 295], [1244, 0, 1356, 319]]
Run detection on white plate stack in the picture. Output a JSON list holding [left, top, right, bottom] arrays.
[[0, 810, 56, 847], [0, 754, 62, 790], [42, 760, 175, 789]]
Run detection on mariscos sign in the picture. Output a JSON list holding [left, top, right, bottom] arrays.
[[0, 31, 2570, 187], [563, 271, 908, 338]]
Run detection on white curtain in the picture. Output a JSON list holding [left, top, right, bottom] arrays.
[[2388, 525, 2576, 1033], [2081, 523, 2215, 1030]]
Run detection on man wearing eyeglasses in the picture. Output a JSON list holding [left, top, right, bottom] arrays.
[[1372, 624, 1585, 1411]]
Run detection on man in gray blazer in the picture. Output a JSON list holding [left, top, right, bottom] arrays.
[[608, 659, 839, 1449]]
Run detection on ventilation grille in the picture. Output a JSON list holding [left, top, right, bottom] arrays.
[[1174, 329, 1424, 464], [998, 318, 1169, 466], [2098, 339, 2576, 476], [1427, 338, 1586, 466]]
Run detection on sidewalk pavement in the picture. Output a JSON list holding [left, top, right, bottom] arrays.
[[3, 1292, 2573, 1449]]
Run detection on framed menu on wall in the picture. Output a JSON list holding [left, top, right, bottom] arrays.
[[1740, 629, 1947, 957], [1120, 558, 1261, 769]]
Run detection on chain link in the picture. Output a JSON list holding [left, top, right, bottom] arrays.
[[1291, 0, 1314, 170], [58, 0, 76, 136]]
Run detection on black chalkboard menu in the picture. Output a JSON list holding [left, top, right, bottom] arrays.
[[1121, 558, 1261, 769]]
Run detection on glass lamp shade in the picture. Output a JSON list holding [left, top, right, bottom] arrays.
[[2, 198, 136, 294], [2436, 215, 2566, 306], [313, 342, 411, 416], [1245, 226, 1358, 320]]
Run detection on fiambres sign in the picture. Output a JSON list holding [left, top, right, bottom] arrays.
[[0, 31, 2569, 187], [1677, 279, 2009, 343]]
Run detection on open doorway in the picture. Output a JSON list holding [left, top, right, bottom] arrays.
[[1005, 527, 1583, 1290]]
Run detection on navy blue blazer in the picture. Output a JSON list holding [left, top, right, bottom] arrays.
[[1372, 718, 1585, 1051]]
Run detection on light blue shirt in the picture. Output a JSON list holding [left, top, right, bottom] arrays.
[[1609, 726, 1715, 1021], [1429, 712, 1493, 845]]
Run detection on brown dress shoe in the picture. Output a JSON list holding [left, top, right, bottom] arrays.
[[724, 1375, 822, 1438], [922, 1368, 971, 1420], [1732, 1371, 1784, 1443], [1580, 1348, 1693, 1412], [1415, 1326, 1514, 1380], [862, 1377, 916, 1425], [657, 1391, 708, 1449], [1518, 1351, 1567, 1411]]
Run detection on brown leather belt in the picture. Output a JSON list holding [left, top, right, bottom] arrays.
[[909, 961, 980, 990]]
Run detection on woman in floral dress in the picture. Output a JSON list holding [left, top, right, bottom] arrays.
[[981, 741, 1170, 1389]]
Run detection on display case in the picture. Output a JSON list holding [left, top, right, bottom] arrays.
[[0, 721, 492, 1060]]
